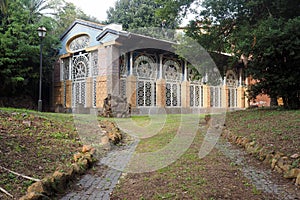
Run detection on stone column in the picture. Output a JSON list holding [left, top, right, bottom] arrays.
[[126, 75, 137, 108], [106, 45, 120, 96], [156, 79, 166, 108], [181, 81, 190, 108]]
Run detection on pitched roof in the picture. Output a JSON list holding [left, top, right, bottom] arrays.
[[60, 19, 104, 40]]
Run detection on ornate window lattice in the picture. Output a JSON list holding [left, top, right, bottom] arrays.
[[72, 81, 86, 107], [137, 80, 155, 107], [69, 35, 90, 52], [91, 51, 98, 77], [226, 70, 238, 87], [164, 59, 181, 81], [226, 70, 238, 107], [120, 78, 126, 97], [134, 55, 157, 79], [119, 54, 127, 78], [166, 83, 181, 107], [72, 53, 89, 80], [210, 86, 222, 107], [62, 58, 70, 80], [228, 88, 237, 107], [190, 84, 203, 107]]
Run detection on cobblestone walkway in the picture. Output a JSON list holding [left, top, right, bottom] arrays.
[[61, 139, 139, 200], [62, 126, 298, 200], [216, 138, 299, 200]]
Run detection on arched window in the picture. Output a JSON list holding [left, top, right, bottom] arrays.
[[67, 34, 90, 53], [164, 59, 182, 107], [226, 70, 238, 107], [72, 54, 89, 80], [134, 55, 157, 79], [134, 55, 157, 107]]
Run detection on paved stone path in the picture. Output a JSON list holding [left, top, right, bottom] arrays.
[[61, 139, 139, 200], [216, 137, 299, 200], [62, 126, 298, 200]]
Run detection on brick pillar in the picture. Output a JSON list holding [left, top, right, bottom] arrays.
[[156, 79, 166, 108], [222, 85, 228, 109], [86, 77, 93, 108], [181, 81, 190, 108], [96, 76, 107, 108], [237, 86, 245, 108], [203, 85, 210, 108], [65, 80, 72, 108], [126, 75, 137, 108]]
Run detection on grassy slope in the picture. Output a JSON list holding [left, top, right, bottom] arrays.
[[0, 108, 82, 199], [225, 109, 300, 156]]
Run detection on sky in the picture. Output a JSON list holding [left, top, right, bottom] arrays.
[[65, 0, 117, 22]]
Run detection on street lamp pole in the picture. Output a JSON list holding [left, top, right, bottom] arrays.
[[37, 26, 47, 112]]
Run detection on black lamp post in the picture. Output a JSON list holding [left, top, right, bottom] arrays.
[[37, 26, 47, 112]]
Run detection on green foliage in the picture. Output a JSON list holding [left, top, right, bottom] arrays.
[[106, 0, 179, 30], [170, 0, 300, 109], [0, 0, 99, 108], [0, 0, 60, 101]]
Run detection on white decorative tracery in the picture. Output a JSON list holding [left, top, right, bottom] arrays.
[[120, 54, 127, 78], [69, 35, 90, 52], [190, 84, 203, 107], [72, 53, 89, 80], [62, 58, 70, 80], [137, 80, 156, 107], [164, 59, 182, 107], [134, 55, 157, 107], [166, 83, 181, 107], [72, 53, 89, 107], [134, 55, 157, 79], [210, 86, 222, 107], [226, 70, 238, 87], [91, 51, 98, 77], [163, 59, 181, 81], [119, 54, 127, 97], [226, 70, 238, 107]]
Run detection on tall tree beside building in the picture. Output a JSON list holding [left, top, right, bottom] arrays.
[[0, 0, 60, 105], [106, 0, 180, 30], [158, 0, 300, 109]]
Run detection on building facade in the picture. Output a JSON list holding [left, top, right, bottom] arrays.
[[53, 19, 248, 114]]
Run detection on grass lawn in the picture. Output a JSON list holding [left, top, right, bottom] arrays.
[[111, 109, 299, 199]]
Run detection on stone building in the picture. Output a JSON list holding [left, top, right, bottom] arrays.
[[53, 19, 248, 114]]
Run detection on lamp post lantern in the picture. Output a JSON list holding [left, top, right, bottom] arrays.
[[37, 26, 47, 112]]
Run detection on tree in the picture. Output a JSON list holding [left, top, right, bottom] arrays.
[[106, 0, 180, 30], [158, 0, 300, 109], [52, 0, 100, 36], [0, 0, 60, 106]]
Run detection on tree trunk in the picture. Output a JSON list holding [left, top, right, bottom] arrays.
[[270, 97, 278, 107]]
